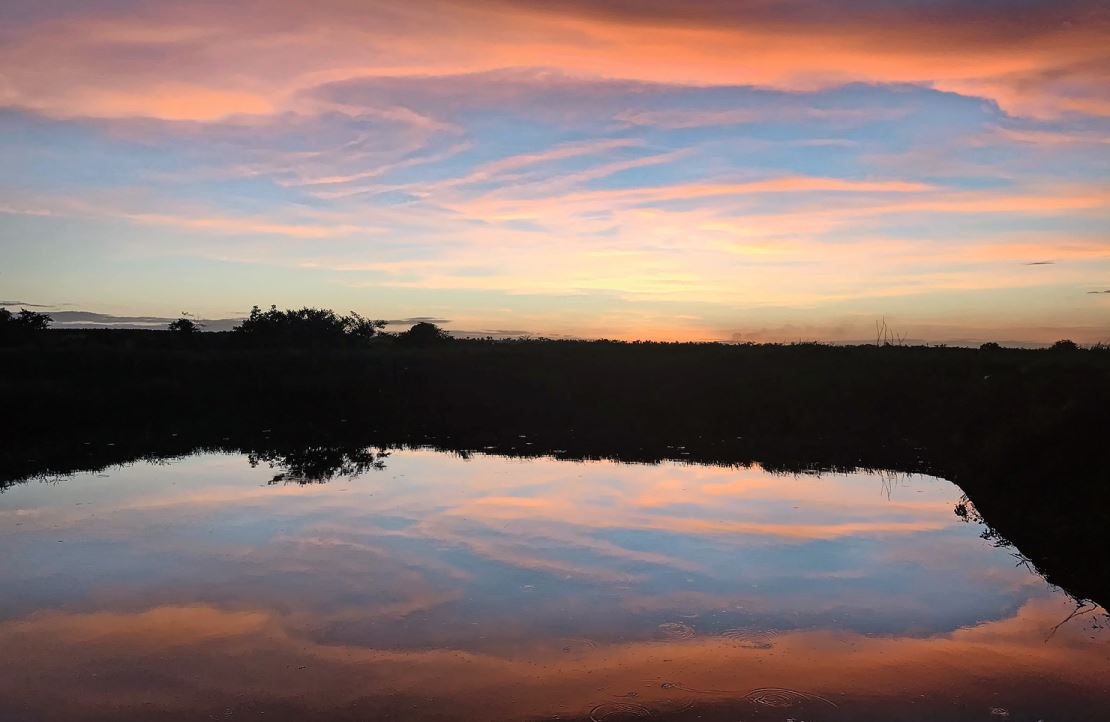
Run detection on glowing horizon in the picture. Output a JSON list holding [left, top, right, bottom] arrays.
[[1, 1, 1107, 344]]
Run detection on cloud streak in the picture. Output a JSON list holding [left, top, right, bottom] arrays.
[[2, 2, 1108, 121]]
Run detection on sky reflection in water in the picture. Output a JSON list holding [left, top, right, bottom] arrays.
[[1, 451, 1107, 721]]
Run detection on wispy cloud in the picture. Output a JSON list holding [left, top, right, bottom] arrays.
[[44, 311, 243, 331], [117, 212, 385, 239], [991, 127, 1110, 146], [2, 2, 1107, 122]]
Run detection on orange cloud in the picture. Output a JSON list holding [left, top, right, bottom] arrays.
[[444, 176, 936, 223], [1, 1, 1106, 121], [1, 596, 1105, 720]]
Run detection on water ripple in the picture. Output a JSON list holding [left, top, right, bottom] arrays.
[[588, 702, 654, 721], [720, 626, 778, 649], [656, 622, 696, 641], [745, 687, 837, 708]]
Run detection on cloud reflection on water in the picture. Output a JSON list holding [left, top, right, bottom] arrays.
[[0, 450, 1107, 720]]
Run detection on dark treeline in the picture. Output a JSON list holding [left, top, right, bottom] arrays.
[[1, 308, 1109, 606], [0, 305, 448, 346], [4, 318, 1107, 464]]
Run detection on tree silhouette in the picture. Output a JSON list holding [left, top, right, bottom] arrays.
[[168, 312, 203, 334], [396, 321, 451, 346], [0, 308, 52, 341], [233, 305, 385, 346]]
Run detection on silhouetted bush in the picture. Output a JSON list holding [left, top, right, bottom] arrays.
[[344, 313, 382, 340], [979, 342, 1002, 351], [233, 305, 385, 346], [168, 317, 202, 334], [395, 321, 451, 347], [1050, 339, 1080, 352], [0, 308, 52, 342]]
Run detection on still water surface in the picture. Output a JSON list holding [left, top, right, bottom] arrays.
[[1, 450, 1107, 721]]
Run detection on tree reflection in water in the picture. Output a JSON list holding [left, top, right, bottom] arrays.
[[249, 445, 390, 484]]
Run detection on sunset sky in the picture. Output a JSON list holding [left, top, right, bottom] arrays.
[[1, 0, 1107, 343]]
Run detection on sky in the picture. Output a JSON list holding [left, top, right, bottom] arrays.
[[1, 0, 1108, 343]]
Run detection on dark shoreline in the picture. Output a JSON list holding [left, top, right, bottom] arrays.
[[2, 330, 1109, 606]]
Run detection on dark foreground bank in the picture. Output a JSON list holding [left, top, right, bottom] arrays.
[[2, 330, 1109, 605]]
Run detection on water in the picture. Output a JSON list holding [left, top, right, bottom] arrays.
[[1, 449, 1107, 720]]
